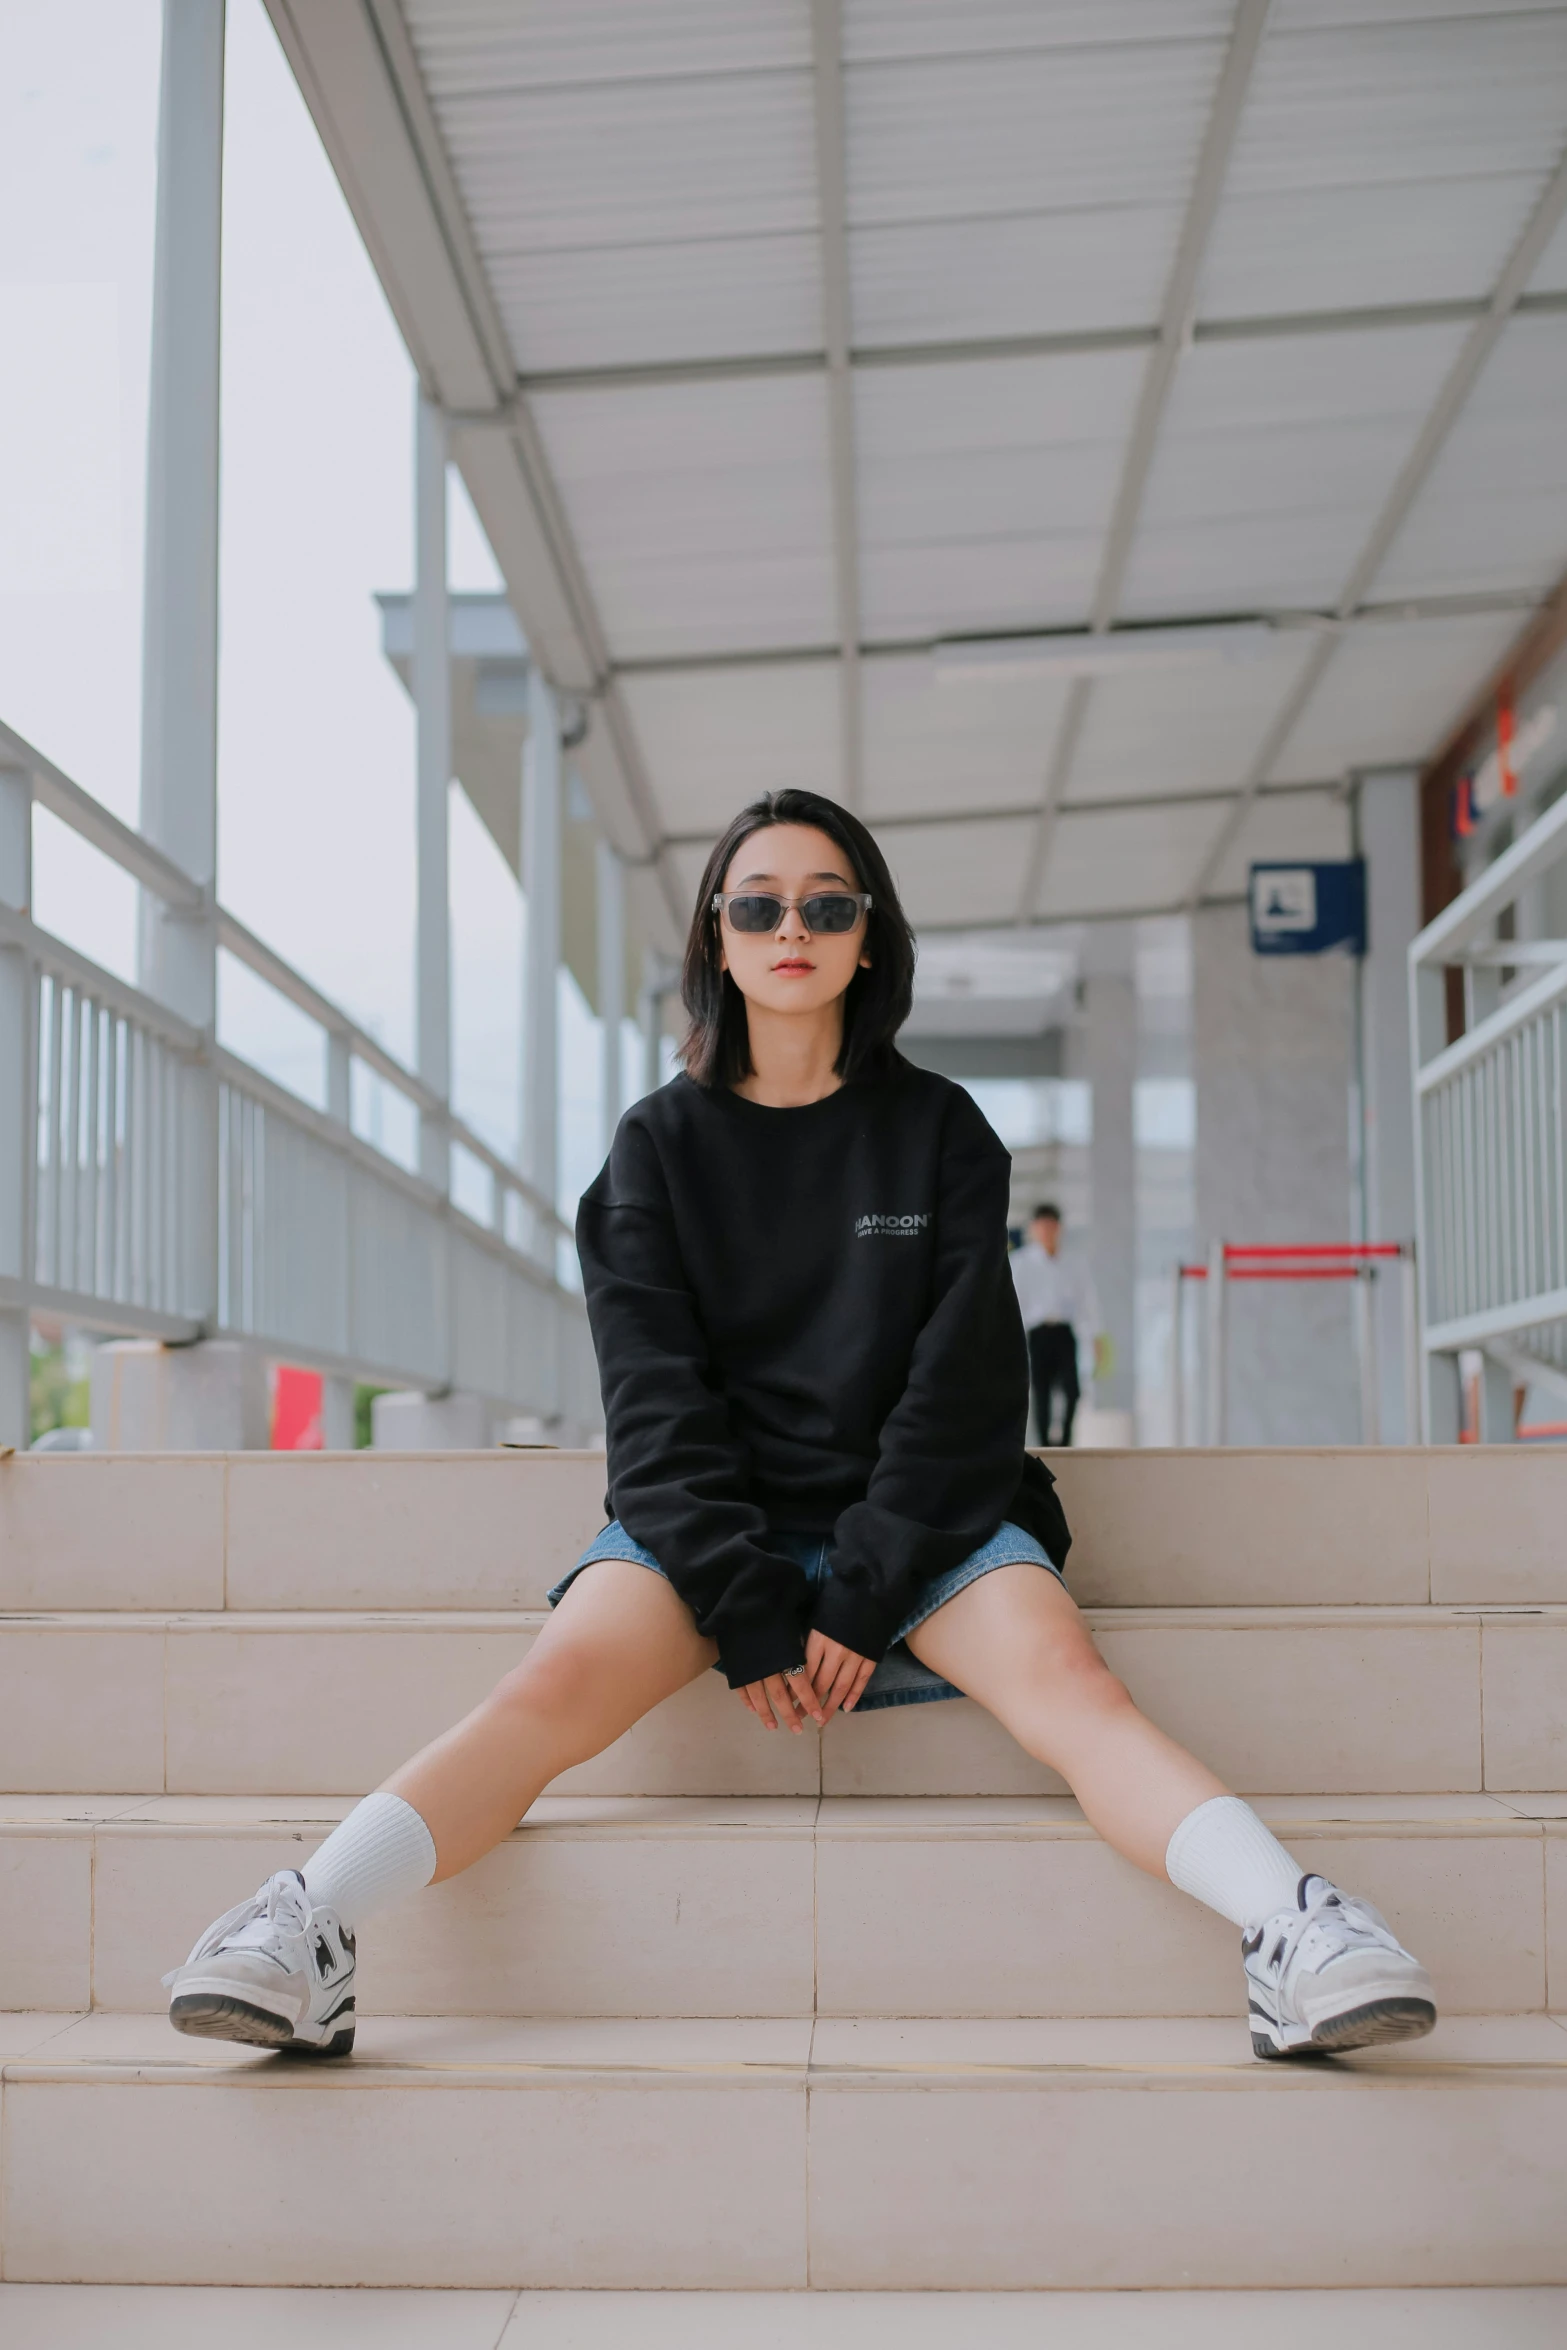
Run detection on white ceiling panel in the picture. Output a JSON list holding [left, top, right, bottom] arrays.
[[1227, 10, 1567, 196], [878, 814, 1041, 929], [860, 532, 1107, 643], [1036, 801, 1229, 921], [844, 38, 1225, 226], [1067, 636, 1322, 805], [494, 239, 822, 374], [617, 663, 842, 835], [862, 653, 1071, 820], [1372, 315, 1567, 602], [531, 376, 835, 658], [433, 71, 817, 261], [1118, 322, 1471, 618], [405, 1, 811, 94], [1198, 174, 1546, 320], [1204, 786, 1352, 901], [1271, 610, 1524, 785], [855, 350, 1143, 638], [849, 206, 1174, 349], [844, 2, 1233, 62]]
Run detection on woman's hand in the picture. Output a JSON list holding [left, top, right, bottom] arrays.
[[804, 1627, 875, 1720], [737, 1668, 827, 1733], [736, 1632, 876, 1730]]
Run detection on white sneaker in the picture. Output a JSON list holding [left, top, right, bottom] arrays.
[[164, 1868, 356, 2055], [1244, 1873, 1436, 2059]]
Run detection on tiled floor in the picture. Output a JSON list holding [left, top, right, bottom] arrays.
[[3, 2287, 1567, 2348]]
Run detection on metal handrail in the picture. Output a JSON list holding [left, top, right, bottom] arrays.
[[1409, 789, 1567, 1438], [1, 721, 568, 1239], [1, 727, 595, 1430]]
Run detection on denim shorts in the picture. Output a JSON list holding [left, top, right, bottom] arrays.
[[546, 1518, 1065, 1711]]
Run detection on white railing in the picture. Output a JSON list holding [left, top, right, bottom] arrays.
[[0, 720, 601, 1440], [1409, 788, 1567, 1439]]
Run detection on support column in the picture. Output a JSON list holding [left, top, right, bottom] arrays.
[[138, 0, 224, 1334], [1193, 904, 1358, 1444], [413, 392, 452, 1194], [322, 1026, 354, 1447], [1082, 965, 1136, 1433], [521, 667, 561, 1232], [639, 948, 676, 1103], [596, 836, 625, 1160], [0, 765, 34, 1448], [1357, 768, 1421, 1441]]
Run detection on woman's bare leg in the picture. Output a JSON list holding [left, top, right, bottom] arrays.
[[383, 1559, 717, 1881], [905, 1564, 1227, 1877]]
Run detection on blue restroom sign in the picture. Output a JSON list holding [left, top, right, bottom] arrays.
[[1249, 860, 1366, 956]]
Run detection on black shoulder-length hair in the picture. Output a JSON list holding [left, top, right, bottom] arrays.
[[678, 788, 916, 1089]]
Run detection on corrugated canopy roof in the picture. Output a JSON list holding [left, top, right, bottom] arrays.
[[268, 0, 1567, 938]]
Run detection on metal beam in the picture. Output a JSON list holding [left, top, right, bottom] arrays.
[[809, 0, 862, 809], [1189, 137, 1567, 907], [661, 777, 1340, 850], [912, 892, 1248, 938], [605, 587, 1544, 679], [503, 291, 1567, 399], [1019, 0, 1272, 917]]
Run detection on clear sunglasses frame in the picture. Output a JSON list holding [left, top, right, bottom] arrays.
[[711, 890, 873, 935]]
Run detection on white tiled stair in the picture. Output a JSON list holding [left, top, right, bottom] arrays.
[[2, 1446, 1565, 2296]]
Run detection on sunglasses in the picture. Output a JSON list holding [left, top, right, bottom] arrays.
[[712, 890, 872, 936]]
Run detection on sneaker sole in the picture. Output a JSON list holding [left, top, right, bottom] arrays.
[[169, 1991, 355, 2058], [1252, 1995, 1437, 2061]]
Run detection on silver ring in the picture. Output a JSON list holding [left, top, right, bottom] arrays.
[[782, 1664, 807, 1679]]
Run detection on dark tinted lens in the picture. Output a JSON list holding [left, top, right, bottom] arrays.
[[725, 894, 785, 933], [802, 894, 862, 933]]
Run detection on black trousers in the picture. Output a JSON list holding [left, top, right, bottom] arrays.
[[1027, 1321, 1080, 1446]]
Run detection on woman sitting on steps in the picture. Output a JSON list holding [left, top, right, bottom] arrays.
[[166, 786, 1435, 2065]]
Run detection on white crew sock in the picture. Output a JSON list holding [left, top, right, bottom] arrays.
[[302, 1791, 438, 1929], [1164, 1795, 1305, 1931]]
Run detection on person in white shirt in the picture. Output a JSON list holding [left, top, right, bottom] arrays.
[[1010, 1202, 1101, 1445]]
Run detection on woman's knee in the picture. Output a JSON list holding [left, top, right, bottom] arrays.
[[486, 1634, 616, 1744], [1016, 1621, 1133, 1723]]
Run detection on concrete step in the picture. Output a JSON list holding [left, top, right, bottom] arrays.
[[5, 2286, 1567, 2349], [3, 2010, 1565, 2288], [2, 1604, 1561, 1797], [4, 1446, 1564, 1615], [6, 1792, 1560, 2022]]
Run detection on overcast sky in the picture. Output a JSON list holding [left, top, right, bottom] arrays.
[[0, 0, 608, 1206]]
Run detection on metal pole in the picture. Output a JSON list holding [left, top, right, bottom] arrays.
[[640, 947, 672, 1103], [521, 668, 561, 1243], [1355, 1265, 1380, 1445], [1168, 1263, 1185, 1447], [321, 1027, 354, 1447], [1477, 1351, 1517, 1443], [1399, 1246, 1422, 1447], [596, 836, 625, 1160], [413, 392, 451, 1194], [138, 0, 224, 1329], [1204, 1239, 1228, 1445], [0, 765, 34, 1447]]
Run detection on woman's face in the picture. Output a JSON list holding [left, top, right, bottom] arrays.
[[716, 823, 871, 1021]]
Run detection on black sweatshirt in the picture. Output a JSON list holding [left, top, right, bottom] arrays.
[[575, 1058, 1071, 1688]]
